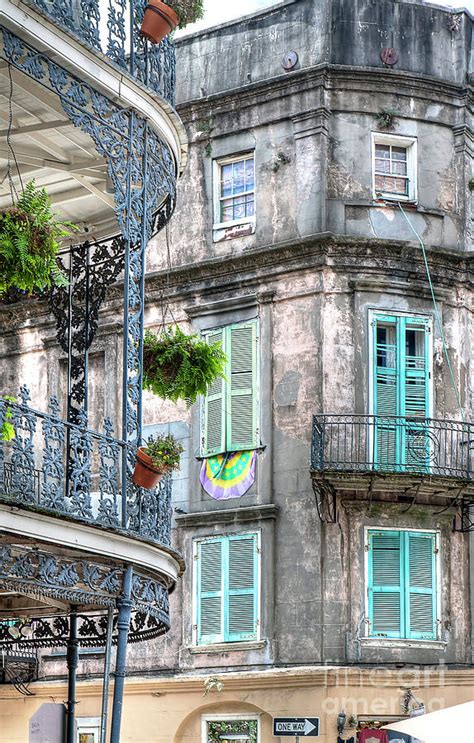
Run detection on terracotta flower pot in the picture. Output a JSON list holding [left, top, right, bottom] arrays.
[[132, 447, 168, 489], [140, 0, 179, 44]]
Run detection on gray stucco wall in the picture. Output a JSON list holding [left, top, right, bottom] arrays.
[[1, 0, 473, 683]]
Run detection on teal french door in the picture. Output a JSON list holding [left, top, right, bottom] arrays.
[[372, 314, 431, 471]]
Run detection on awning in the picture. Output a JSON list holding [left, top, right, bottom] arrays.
[[383, 701, 474, 743]]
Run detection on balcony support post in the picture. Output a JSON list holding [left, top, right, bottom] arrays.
[[99, 606, 114, 743], [66, 605, 79, 743], [110, 566, 133, 743]]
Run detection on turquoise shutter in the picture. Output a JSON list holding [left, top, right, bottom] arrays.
[[373, 317, 399, 468], [202, 329, 226, 456], [406, 532, 437, 640], [373, 315, 431, 471], [226, 534, 258, 642], [197, 539, 223, 644], [368, 531, 403, 638], [227, 322, 259, 451], [403, 318, 431, 470]]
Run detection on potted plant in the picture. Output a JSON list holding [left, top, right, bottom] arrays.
[[0, 180, 75, 297], [132, 433, 184, 489], [140, 0, 204, 44], [142, 326, 227, 404]]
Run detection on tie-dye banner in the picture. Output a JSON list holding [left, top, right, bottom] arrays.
[[200, 450, 256, 500]]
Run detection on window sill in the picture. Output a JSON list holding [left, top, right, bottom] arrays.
[[361, 638, 446, 650], [188, 640, 266, 654], [373, 197, 417, 206]]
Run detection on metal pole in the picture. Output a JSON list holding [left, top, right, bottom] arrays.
[[109, 566, 133, 743], [66, 605, 79, 743], [99, 607, 114, 743]]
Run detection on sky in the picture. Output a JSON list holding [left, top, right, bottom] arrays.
[[176, 0, 474, 35]]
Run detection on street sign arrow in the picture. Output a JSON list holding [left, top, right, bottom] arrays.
[[273, 717, 320, 737]]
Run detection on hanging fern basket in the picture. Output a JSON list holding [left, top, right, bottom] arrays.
[[0, 180, 74, 297], [142, 326, 227, 404]]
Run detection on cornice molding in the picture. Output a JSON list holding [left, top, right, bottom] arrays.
[[3, 665, 474, 700], [175, 504, 279, 528], [177, 63, 469, 121]]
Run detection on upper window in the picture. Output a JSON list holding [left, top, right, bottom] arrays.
[[370, 312, 432, 471], [194, 532, 260, 645], [366, 529, 439, 641], [213, 153, 255, 233], [372, 134, 417, 202], [201, 321, 259, 457]]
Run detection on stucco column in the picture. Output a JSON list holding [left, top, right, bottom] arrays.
[[292, 103, 331, 236]]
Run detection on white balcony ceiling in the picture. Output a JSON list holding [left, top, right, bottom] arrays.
[[0, 63, 118, 241]]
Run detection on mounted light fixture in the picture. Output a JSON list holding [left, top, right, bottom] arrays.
[[337, 712, 347, 734]]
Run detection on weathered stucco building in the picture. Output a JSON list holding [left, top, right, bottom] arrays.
[[1, 0, 474, 741]]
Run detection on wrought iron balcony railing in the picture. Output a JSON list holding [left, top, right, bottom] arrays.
[[0, 390, 172, 546], [23, 0, 176, 105], [311, 414, 474, 480]]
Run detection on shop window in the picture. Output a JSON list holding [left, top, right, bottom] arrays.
[[201, 321, 259, 457], [372, 134, 417, 202], [77, 719, 100, 743], [366, 529, 439, 641], [194, 532, 260, 645], [202, 716, 259, 742]]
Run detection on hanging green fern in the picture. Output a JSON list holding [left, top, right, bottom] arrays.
[[142, 326, 227, 404], [0, 180, 76, 296]]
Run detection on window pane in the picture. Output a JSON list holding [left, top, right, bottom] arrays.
[[245, 158, 255, 189], [375, 174, 408, 195], [245, 196, 255, 217], [392, 160, 407, 176], [375, 157, 390, 174], [234, 201, 245, 219], [377, 325, 396, 369], [375, 144, 390, 157], [220, 164, 233, 197], [79, 735, 95, 743], [392, 146, 407, 161], [232, 160, 245, 194]]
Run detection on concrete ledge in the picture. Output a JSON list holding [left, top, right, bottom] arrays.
[[175, 504, 279, 528]]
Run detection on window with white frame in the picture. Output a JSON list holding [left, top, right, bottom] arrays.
[[77, 719, 100, 743], [365, 528, 440, 641], [214, 153, 255, 228], [202, 715, 259, 743], [372, 134, 417, 202], [193, 532, 260, 646]]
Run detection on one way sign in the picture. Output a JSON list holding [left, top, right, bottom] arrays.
[[273, 718, 320, 737]]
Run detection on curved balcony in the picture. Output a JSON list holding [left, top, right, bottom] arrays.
[[311, 414, 474, 521], [13, 0, 176, 106], [0, 392, 173, 547]]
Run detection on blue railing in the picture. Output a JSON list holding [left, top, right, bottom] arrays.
[[23, 0, 176, 106], [0, 390, 172, 547], [311, 414, 474, 479]]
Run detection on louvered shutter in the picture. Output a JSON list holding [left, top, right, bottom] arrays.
[[226, 534, 258, 642], [368, 531, 403, 638], [227, 322, 258, 451], [374, 318, 399, 469], [406, 532, 437, 640], [197, 539, 223, 644], [403, 319, 430, 471], [202, 329, 226, 456]]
